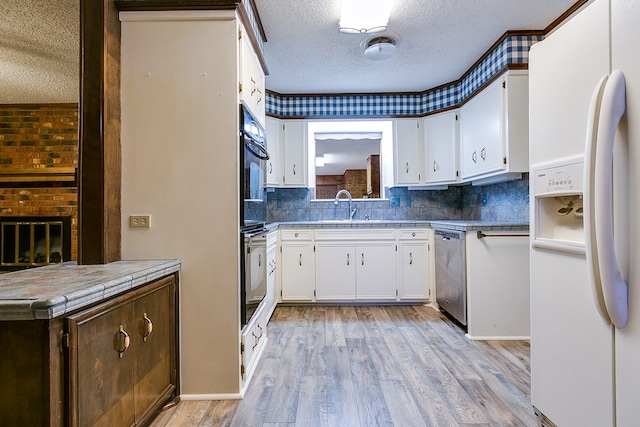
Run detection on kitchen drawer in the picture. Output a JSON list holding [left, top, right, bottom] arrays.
[[314, 229, 395, 241], [398, 228, 430, 240], [280, 229, 313, 241]]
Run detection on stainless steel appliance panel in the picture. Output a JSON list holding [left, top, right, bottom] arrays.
[[434, 229, 467, 326]]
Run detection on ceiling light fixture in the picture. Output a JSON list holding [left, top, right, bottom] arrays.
[[339, 0, 395, 34], [364, 36, 396, 60]]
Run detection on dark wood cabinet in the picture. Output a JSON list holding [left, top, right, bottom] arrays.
[[0, 274, 178, 427]]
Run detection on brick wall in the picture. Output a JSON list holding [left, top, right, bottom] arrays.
[[0, 104, 79, 260]]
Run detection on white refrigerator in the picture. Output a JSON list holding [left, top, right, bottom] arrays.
[[529, 0, 640, 425]]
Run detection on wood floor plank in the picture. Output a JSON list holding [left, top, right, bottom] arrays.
[[295, 375, 328, 427], [346, 337, 394, 426], [324, 344, 360, 426], [262, 325, 307, 424], [380, 379, 427, 427]]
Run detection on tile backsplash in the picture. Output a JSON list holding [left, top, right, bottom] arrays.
[[267, 173, 529, 223]]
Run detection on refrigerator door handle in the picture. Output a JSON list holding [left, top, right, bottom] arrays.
[[584, 74, 612, 325], [595, 70, 628, 328]]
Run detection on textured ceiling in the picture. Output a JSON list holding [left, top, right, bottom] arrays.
[[0, 0, 79, 103], [254, 0, 582, 94]]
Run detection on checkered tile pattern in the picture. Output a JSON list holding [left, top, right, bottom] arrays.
[[266, 35, 543, 117]]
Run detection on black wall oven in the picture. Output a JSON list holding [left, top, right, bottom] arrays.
[[240, 105, 269, 327], [240, 105, 269, 230]]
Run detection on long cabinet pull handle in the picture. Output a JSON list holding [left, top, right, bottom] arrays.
[[405, 162, 409, 173], [433, 160, 437, 172], [472, 151, 477, 163], [480, 147, 487, 160], [347, 253, 350, 266], [299, 253, 302, 266], [293, 164, 296, 175], [258, 254, 262, 267], [268, 163, 272, 174], [117, 325, 130, 358], [409, 252, 413, 265], [361, 253, 364, 266], [143, 313, 153, 342]]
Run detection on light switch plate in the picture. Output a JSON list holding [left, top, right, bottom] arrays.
[[129, 215, 151, 228]]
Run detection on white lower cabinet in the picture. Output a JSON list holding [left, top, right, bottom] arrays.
[[240, 301, 267, 386], [397, 232, 432, 301], [280, 230, 315, 301], [315, 239, 396, 301], [315, 242, 356, 300], [279, 227, 433, 304]]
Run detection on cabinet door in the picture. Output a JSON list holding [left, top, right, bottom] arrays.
[[424, 110, 459, 184], [394, 119, 423, 185], [239, 27, 265, 127], [281, 242, 315, 301], [356, 242, 396, 299], [398, 242, 430, 300], [460, 77, 505, 180], [68, 300, 136, 427], [265, 117, 281, 186], [132, 281, 175, 424], [282, 121, 307, 187], [315, 243, 356, 300]]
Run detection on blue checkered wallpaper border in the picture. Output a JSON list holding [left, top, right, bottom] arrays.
[[265, 34, 543, 118]]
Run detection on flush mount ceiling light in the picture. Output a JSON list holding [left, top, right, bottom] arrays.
[[364, 36, 396, 60], [339, 0, 395, 34]]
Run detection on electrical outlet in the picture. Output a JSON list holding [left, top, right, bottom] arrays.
[[129, 215, 151, 228]]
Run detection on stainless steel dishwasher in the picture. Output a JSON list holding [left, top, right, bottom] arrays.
[[434, 228, 467, 326]]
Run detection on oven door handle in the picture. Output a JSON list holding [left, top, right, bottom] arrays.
[[243, 132, 270, 160]]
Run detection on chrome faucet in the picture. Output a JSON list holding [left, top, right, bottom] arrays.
[[334, 189, 356, 220]]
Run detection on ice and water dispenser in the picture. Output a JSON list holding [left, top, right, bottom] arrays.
[[531, 156, 585, 254]]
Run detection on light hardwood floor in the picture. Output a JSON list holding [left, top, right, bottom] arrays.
[[151, 305, 536, 427]]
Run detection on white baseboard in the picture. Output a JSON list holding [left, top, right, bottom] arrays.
[[465, 334, 531, 341], [180, 393, 242, 401]]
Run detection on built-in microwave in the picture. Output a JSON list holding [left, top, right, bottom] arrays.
[[240, 105, 269, 230]]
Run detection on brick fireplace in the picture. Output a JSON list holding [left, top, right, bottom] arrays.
[[0, 104, 79, 265]]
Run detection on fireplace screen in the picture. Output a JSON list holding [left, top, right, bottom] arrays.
[[1, 217, 71, 269]]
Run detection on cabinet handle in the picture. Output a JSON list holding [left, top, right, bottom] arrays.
[[361, 253, 365, 266], [405, 162, 409, 173], [347, 253, 350, 266], [252, 331, 260, 349], [299, 253, 303, 266], [412, 232, 416, 237], [295, 232, 299, 237], [433, 160, 437, 172], [472, 150, 477, 163], [480, 147, 487, 161], [258, 254, 262, 267], [409, 252, 413, 265], [117, 325, 130, 358], [293, 164, 297, 175], [257, 88, 263, 104], [251, 77, 257, 95], [142, 313, 153, 342], [268, 162, 272, 174]]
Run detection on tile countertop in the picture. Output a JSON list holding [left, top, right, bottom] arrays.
[[0, 259, 181, 321], [428, 220, 530, 232], [274, 220, 529, 232]]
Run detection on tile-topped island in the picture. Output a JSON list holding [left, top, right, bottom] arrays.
[[0, 259, 181, 427]]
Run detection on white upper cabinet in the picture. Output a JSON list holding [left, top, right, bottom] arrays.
[[423, 110, 460, 185], [394, 119, 424, 186], [281, 120, 308, 187], [460, 71, 529, 183], [239, 24, 265, 127], [264, 118, 308, 188], [265, 116, 281, 186]]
